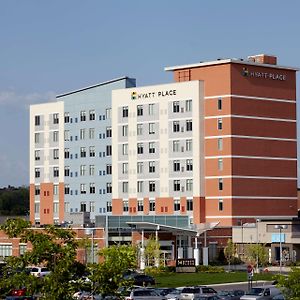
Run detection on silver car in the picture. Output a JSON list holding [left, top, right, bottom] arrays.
[[125, 288, 165, 300], [179, 287, 217, 300]]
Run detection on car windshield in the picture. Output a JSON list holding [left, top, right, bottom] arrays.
[[246, 288, 264, 296]]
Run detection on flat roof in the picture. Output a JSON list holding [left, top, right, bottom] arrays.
[[165, 58, 299, 72], [56, 76, 134, 98]]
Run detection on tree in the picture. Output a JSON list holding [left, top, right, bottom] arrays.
[[0, 218, 83, 300], [275, 267, 300, 299], [224, 239, 236, 271], [245, 244, 268, 268], [144, 235, 160, 267], [92, 244, 138, 296]]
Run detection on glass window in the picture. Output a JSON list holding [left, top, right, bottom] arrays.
[[173, 121, 180, 132], [35, 115, 40, 126], [35, 150, 40, 161], [173, 160, 180, 172], [34, 133, 40, 144], [186, 99, 192, 112], [80, 129, 86, 140], [89, 110, 95, 121], [149, 123, 155, 134], [186, 159, 193, 171], [106, 201, 112, 212], [137, 143, 143, 154], [106, 108, 112, 119], [137, 105, 143, 116], [90, 146, 95, 157], [89, 128, 95, 139], [53, 149, 59, 160], [173, 140, 180, 152], [148, 103, 154, 115], [137, 162, 143, 174], [89, 165, 95, 176], [149, 161, 155, 173], [186, 120, 192, 131], [149, 199, 155, 211], [53, 113, 59, 124], [149, 181, 156, 192], [64, 166, 70, 176], [122, 144, 128, 155], [80, 147, 86, 157], [122, 106, 128, 118], [187, 199, 193, 211], [90, 183, 95, 194], [106, 127, 112, 138], [218, 97, 222, 110], [218, 178, 223, 190], [80, 184, 86, 194], [80, 111, 86, 121], [174, 180, 180, 191], [138, 200, 144, 211], [218, 118, 223, 130], [123, 200, 129, 212], [53, 131, 59, 142], [106, 164, 112, 175], [106, 145, 112, 156], [174, 200, 180, 211], [218, 138, 223, 151], [122, 125, 128, 137], [137, 181, 143, 193], [64, 112, 70, 123], [53, 167, 59, 177], [106, 182, 112, 193], [137, 124, 143, 135], [173, 101, 180, 113], [122, 182, 128, 193], [80, 165, 86, 176], [218, 158, 223, 171], [149, 142, 155, 154], [64, 184, 70, 194], [186, 139, 192, 151], [218, 199, 223, 211], [186, 179, 193, 191], [122, 163, 128, 174]]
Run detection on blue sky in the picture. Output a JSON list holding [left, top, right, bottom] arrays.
[[0, 0, 299, 187]]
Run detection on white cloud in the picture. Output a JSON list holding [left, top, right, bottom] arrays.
[[0, 89, 56, 109]]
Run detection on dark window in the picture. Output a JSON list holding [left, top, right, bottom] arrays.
[[122, 106, 128, 118], [35, 115, 40, 126]]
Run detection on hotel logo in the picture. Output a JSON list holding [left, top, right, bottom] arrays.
[[131, 92, 137, 100], [242, 67, 249, 77]]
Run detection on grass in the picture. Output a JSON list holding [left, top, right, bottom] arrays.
[[154, 272, 275, 287]]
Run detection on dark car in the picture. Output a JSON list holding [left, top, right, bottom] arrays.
[[124, 273, 155, 286]]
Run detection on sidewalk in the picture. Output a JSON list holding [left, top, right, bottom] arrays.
[[223, 264, 292, 273]]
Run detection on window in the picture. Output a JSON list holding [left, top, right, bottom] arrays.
[[218, 138, 223, 151], [53, 167, 59, 177], [89, 128, 95, 139], [90, 183, 95, 194], [106, 182, 112, 193], [63, 148, 69, 159], [80, 129, 86, 140], [137, 124, 143, 136], [122, 106, 128, 118], [0, 244, 12, 257], [106, 127, 112, 138], [35, 150, 40, 161], [137, 162, 143, 174], [173, 101, 180, 113], [123, 201, 129, 212], [218, 97, 222, 110], [137, 105, 143, 116], [218, 199, 223, 211], [89, 146, 95, 157], [149, 142, 155, 154], [106, 164, 112, 175], [137, 143, 144, 154], [53, 149, 59, 160], [106, 201, 112, 213], [80, 202, 87, 212], [122, 182, 128, 193], [173, 121, 180, 132], [186, 159, 193, 171], [35, 185, 40, 195], [174, 180, 180, 191], [186, 179, 193, 191], [64, 130, 70, 141], [149, 123, 155, 134], [186, 99, 192, 112], [149, 161, 155, 173], [65, 202, 70, 213], [90, 201, 95, 213], [137, 181, 143, 193], [218, 158, 223, 171], [53, 184, 59, 195], [186, 120, 192, 131], [138, 200, 143, 211], [64, 184, 70, 194], [80, 111, 86, 121], [187, 199, 193, 211], [149, 199, 155, 211], [174, 200, 180, 211], [106, 145, 112, 156], [218, 178, 223, 190], [122, 144, 128, 155], [149, 181, 155, 192], [172, 140, 179, 152], [64, 112, 70, 123], [35, 115, 40, 126], [80, 147, 86, 158], [80, 184, 86, 194], [34, 133, 40, 144], [80, 165, 86, 176], [89, 110, 95, 120], [89, 165, 95, 176], [53, 131, 59, 142], [218, 118, 223, 130], [173, 160, 180, 172], [106, 108, 112, 119], [64, 166, 70, 176], [186, 139, 192, 151], [53, 113, 59, 124], [34, 203, 40, 213], [122, 125, 128, 137], [148, 103, 154, 115], [122, 163, 128, 174]]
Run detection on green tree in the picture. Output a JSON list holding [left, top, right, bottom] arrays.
[[144, 235, 160, 267], [0, 218, 83, 300], [275, 267, 300, 299], [224, 239, 236, 271], [92, 244, 137, 296], [245, 244, 268, 268]]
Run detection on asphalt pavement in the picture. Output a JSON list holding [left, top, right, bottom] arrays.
[[208, 281, 273, 292]]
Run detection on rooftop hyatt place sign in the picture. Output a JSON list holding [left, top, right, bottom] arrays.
[[242, 67, 287, 81], [131, 89, 177, 100]]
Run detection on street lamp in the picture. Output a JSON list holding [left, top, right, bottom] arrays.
[[256, 219, 260, 272], [274, 225, 288, 274]]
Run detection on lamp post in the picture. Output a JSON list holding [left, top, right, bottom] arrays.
[[85, 227, 95, 295], [256, 219, 260, 273], [274, 225, 288, 274]]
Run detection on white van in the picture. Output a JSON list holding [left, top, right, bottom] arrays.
[[240, 285, 281, 300]]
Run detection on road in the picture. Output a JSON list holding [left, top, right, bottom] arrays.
[[209, 281, 273, 292]]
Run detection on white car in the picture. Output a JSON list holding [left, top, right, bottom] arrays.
[[28, 266, 51, 277]]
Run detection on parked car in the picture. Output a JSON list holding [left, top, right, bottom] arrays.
[[124, 273, 155, 286], [240, 285, 281, 300], [179, 287, 217, 300], [165, 288, 184, 300], [156, 288, 178, 297], [27, 266, 50, 278], [272, 295, 285, 300], [194, 296, 221, 300], [124, 288, 165, 300], [217, 290, 245, 300]]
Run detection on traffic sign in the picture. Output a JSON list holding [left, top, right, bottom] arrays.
[[247, 265, 253, 273]]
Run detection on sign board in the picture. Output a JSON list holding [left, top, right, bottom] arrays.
[[176, 258, 196, 273], [247, 265, 254, 280]]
